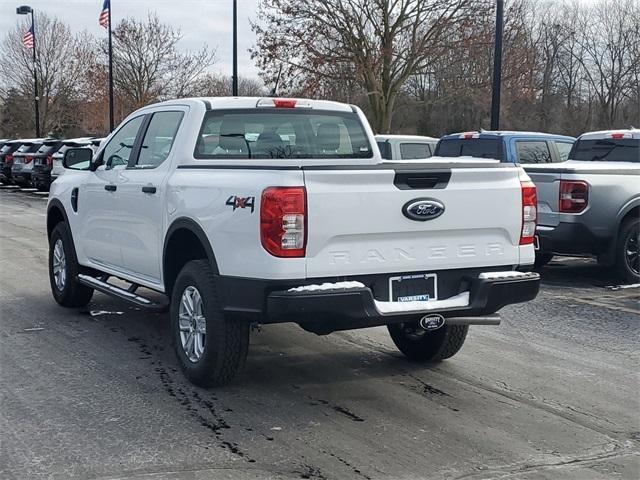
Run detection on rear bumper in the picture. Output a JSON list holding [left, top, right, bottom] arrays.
[[11, 171, 31, 185], [537, 222, 611, 256], [229, 271, 540, 333], [32, 171, 52, 186]]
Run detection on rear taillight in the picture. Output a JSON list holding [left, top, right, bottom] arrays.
[[260, 187, 306, 257], [46, 155, 53, 166], [5, 154, 13, 164], [25, 155, 33, 164], [520, 181, 537, 245], [559, 180, 588, 213]]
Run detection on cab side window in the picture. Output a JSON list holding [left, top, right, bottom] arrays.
[[555, 141, 573, 162], [136, 111, 184, 168], [102, 116, 145, 168], [516, 141, 552, 164]]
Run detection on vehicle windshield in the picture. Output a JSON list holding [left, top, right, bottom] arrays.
[[569, 138, 639, 162], [435, 138, 502, 160], [195, 109, 373, 159]]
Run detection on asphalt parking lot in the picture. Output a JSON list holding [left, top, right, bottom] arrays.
[[0, 187, 638, 480]]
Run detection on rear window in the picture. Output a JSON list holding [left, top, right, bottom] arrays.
[[400, 142, 432, 160], [1, 144, 15, 154], [195, 109, 372, 159], [17, 143, 42, 153], [569, 139, 639, 163], [36, 142, 62, 155], [435, 138, 502, 160]]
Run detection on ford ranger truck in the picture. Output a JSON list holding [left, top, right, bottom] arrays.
[[47, 97, 540, 387], [524, 129, 639, 282]]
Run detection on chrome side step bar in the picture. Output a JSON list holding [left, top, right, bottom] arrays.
[[77, 274, 168, 311], [446, 314, 501, 326]]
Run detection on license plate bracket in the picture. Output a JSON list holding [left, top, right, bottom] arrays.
[[389, 273, 437, 302]]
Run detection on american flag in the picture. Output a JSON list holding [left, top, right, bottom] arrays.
[[22, 23, 34, 49], [99, 0, 110, 29]]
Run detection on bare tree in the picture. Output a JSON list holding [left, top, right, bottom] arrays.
[[108, 14, 215, 109], [191, 73, 266, 97], [574, 0, 639, 127], [0, 13, 94, 136], [252, 0, 474, 133]]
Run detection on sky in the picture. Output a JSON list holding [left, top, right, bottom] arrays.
[[0, 0, 262, 78]]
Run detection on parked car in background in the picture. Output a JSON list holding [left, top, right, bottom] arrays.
[[0, 140, 24, 184], [525, 129, 639, 282], [435, 131, 575, 164], [31, 139, 64, 190], [11, 139, 47, 187], [376, 134, 439, 161], [50, 137, 103, 181]]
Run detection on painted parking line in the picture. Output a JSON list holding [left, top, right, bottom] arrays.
[[20, 188, 38, 192], [0, 185, 20, 189]]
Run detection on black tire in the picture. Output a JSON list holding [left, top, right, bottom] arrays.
[[170, 259, 249, 387], [388, 322, 468, 362], [615, 217, 640, 284], [49, 222, 94, 307], [534, 252, 554, 268]]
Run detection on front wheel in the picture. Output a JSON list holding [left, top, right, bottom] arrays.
[[387, 322, 468, 362], [616, 217, 640, 283], [170, 260, 249, 387], [49, 222, 94, 307]]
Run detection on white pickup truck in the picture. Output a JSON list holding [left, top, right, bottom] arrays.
[[47, 97, 540, 386]]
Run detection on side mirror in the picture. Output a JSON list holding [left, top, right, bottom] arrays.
[[63, 148, 93, 170]]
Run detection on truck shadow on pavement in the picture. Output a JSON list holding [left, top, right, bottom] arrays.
[[536, 256, 625, 288]]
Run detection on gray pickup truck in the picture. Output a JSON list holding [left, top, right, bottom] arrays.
[[524, 129, 639, 283]]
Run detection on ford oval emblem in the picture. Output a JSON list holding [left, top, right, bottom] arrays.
[[402, 198, 445, 221]]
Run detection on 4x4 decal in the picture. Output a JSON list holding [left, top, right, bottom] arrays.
[[226, 195, 255, 213]]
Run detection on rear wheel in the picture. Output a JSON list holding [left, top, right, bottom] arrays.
[[49, 222, 94, 307], [171, 260, 249, 387], [534, 252, 554, 268], [387, 322, 468, 362], [616, 217, 640, 283]]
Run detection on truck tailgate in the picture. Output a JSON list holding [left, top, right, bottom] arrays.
[[303, 164, 524, 278]]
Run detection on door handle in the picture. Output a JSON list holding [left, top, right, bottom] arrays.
[[141, 186, 157, 194], [104, 184, 117, 192]]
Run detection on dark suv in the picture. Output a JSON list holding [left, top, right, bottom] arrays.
[[0, 140, 24, 184], [11, 139, 46, 187], [31, 139, 63, 190]]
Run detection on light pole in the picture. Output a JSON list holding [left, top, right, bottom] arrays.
[[490, 0, 504, 130], [17, 5, 40, 137]]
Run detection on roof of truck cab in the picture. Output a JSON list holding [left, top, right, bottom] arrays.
[[375, 134, 439, 142], [149, 97, 355, 112], [441, 131, 575, 141], [578, 129, 640, 140]]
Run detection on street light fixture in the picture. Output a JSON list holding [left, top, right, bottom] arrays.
[[16, 5, 41, 137]]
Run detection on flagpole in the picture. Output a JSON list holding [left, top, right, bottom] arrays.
[[31, 9, 40, 137], [107, 1, 114, 132]]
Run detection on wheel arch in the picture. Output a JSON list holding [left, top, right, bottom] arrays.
[[47, 199, 70, 240], [163, 217, 219, 296]]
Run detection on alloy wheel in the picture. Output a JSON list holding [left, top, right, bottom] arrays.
[[178, 286, 206, 363], [52, 239, 66, 291]]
